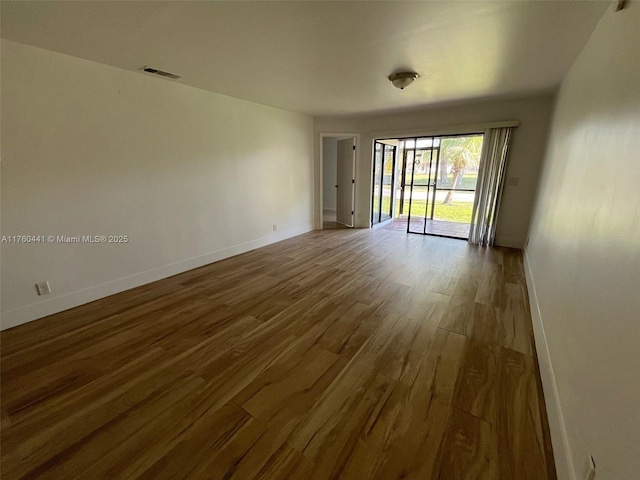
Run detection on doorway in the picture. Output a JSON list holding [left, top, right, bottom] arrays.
[[373, 134, 484, 239], [322, 135, 356, 229]]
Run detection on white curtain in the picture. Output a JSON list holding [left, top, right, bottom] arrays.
[[469, 127, 514, 246]]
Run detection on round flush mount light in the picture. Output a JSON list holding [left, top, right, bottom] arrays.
[[388, 71, 419, 90]]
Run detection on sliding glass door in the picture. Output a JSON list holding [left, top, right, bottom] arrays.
[[402, 137, 436, 234], [371, 141, 396, 225], [400, 134, 483, 238], [429, 136, 483, 236]]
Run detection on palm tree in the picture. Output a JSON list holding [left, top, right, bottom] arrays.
[[440, 136, 483, 204]]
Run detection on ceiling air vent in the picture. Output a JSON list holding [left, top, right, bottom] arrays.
[[141, 66, 181, 79]]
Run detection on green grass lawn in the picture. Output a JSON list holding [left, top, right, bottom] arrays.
[[375, 167, 477, 224], [395, 199, 473, 223], [379, 180, 475, 223], [410, 173, 477, 190], [433, 201, 473, 223]]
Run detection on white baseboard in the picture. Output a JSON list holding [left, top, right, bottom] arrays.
[[523, 251, 575, 480], [0, 226, 312, 331], [495, 236, 524, 249]]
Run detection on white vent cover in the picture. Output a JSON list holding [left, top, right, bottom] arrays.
[[141, 66, 181, 79]]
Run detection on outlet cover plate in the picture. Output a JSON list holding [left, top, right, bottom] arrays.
[[36, 281, 51, 296]]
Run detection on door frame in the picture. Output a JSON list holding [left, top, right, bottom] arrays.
[[319, 133, 360, 230]]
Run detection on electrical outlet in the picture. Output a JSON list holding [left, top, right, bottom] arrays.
[[36, 281, 51, 296], [272, 224, 277, 232], [582, 454, 596, 480]]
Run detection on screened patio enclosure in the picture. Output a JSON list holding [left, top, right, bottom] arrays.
[[371, 134, 484, 239]]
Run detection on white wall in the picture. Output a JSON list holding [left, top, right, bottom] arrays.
[[0, 40, 314, 329], [322, 137, 337, 211], [314, 95, 553, 247], [525, 4, 640, 480]]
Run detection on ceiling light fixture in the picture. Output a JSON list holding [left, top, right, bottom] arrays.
[[388, 71, 419, 90]]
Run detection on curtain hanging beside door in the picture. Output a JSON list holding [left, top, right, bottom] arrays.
[[468, 127, 514, 246]]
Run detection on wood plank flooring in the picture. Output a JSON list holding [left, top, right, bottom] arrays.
[[0, 227, 556, 479]]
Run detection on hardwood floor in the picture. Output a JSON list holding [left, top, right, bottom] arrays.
[[0, 228, 556, 479], [323, 209, 349, 229], [391, 217, 471, 239]]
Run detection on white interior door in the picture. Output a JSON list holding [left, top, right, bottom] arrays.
[[336, 137, 355, 226]]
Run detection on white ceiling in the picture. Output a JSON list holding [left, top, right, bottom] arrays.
[[1, 1, 609, 117]]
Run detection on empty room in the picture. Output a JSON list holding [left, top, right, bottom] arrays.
[[1, 1, 638, 479]]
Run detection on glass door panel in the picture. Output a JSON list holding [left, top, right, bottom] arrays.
[[381, 145, 395, 222], [406, 137, 430, 234], [401, 145, 415, 218], [427, 135, 482, 238], [407, 185, 428, 233], [371, 142, 396, 225], [371, 142, 382, 225], [394, 141, 405, 219]]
